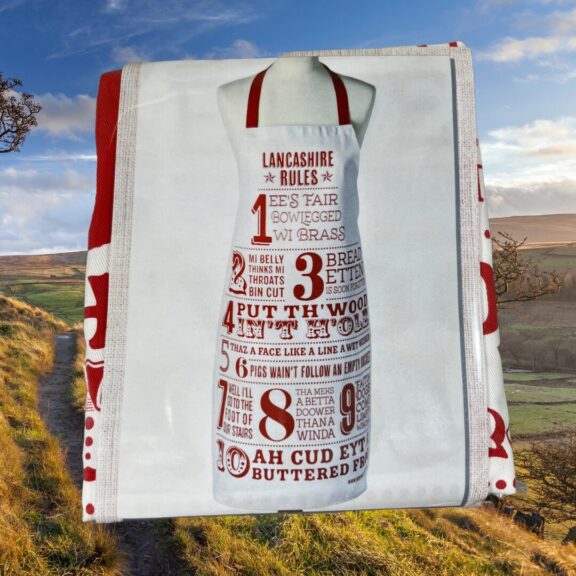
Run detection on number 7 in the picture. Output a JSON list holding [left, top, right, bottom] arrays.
[[217, 379, 229, 429]]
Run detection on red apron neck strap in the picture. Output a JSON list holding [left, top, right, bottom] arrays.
[[245, 61, 351, 128], [321, 62, 351, 126], [245, 64, 271, 129]]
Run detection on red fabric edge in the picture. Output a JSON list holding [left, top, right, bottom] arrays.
[[88, 70, 122, 250]]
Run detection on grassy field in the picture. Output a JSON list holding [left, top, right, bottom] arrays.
[[0, 252, 86, 325], [0, 296, 123, 575], [498, 295, 576, 439], [505, 371, 576, 438], [508, 402, 576, 437], [489, 214, 576, 246], [170, 506, 576, 574], [519, 243, 576, 274], [506, 382, 576, 402], [505, 372, 576, 382], [484, 236, 576, 437]]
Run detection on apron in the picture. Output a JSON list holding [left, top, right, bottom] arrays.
[[212, 63, 372, 511]]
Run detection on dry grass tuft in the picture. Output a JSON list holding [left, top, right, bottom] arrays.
[[173, 507, 576, 575], [70, 328, 87, 412], [0, 297, 124, 575]]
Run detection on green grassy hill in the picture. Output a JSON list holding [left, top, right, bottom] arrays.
[[0, 296, 123, 575], [487, 214, 576, 440], [170, 506, 576, 574], [0, 251, 86, 325], [489, 214, 576, 246]]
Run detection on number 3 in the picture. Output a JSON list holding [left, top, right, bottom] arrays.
[[294, 252, 324, 301]]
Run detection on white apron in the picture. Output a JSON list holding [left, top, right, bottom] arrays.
[[212, 63, 371, 510]]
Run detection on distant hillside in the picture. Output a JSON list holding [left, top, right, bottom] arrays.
[[0, 251, 86, 325], [0, 250, 86, 268], [489, 214, 576, 246]]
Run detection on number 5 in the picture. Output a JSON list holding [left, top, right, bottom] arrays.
[[220, 339, 230, 372]]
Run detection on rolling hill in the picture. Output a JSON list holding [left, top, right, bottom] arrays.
[[489, 214, 576, 247]]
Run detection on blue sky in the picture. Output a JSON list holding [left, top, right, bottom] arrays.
[[1, 0, 575, 254]]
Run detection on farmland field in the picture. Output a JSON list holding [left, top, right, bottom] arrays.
[[499, 303, 576, 438], [505, 372, 576, 382], [497, 236, 576, 439], [506, 380, 576, 401], [521, 243, 576, 274], [504, 369, 576, 438], [0, 252, 86, 324], [506, 397, 576, 437]]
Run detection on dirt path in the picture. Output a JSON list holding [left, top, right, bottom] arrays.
[[38, 331, 189, 576]]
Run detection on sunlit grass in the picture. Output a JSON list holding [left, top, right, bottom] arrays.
[[0, 296, 124, 575], [172, 507, 576, 575]]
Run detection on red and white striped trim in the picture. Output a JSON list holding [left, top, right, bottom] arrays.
[[82, 69, 121, 521]]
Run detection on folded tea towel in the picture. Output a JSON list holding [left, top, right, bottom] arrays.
[[81, 41, 516, 523]]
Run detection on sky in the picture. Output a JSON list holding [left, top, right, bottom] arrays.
[[0, 0, 575, 254]]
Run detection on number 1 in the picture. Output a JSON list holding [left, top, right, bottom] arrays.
[[251, 194, 272, 245]]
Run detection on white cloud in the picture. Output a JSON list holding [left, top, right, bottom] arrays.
[[203, 39, 266, 60], [477, 0, 576, 12], [513, 65, 576, 83], [479, 6, 576, 62], [479, 34, 576, 62], [0, 166, 94, 254], [104, 0, 126, 11], [111, 45, 149, 64], [0, 0, 27, 14], [48, 1, 262, 60], [546, 6, 576, 35], [0, 191, 92, 254], [481, 117, 576, 216], [488, 117, 576, 149], [35, 93, 96, 139], [513, 73, 541, 82], [477, 0, 520, 9], [486, 179, 576, 217], [16, 152, 97, 162], [558, 68, 576, 81], [0, 167, 92, 194]]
